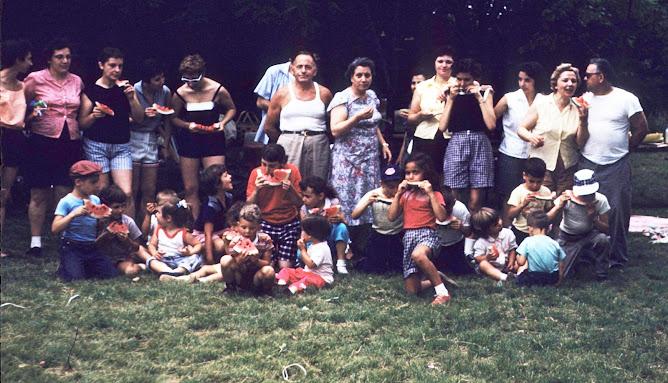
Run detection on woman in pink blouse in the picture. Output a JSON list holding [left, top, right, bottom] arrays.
[[23, 39, 85, 256], [1, 39, 33, 258]]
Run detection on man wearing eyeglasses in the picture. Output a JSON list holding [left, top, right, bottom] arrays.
[[578, 58, 648, 270]]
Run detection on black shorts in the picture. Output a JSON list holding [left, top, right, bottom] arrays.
[[24, 130, 82, 189], [1, 128, 27, 167], [175, 129, 226, 158]]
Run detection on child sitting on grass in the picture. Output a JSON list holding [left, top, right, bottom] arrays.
[[471, 207, 518, 285], [506, 158, 554, 244], [141, 189, 178, 243], [52, 160, 116, 281], [351, 165, 404, 274], [161, 202, 245, 283], [276, 215, 333, 294], [247, 143, 303, 270], [547, 169, 611, 280], [299, 175, 350, 274], [515, 210, 566, 286], [388, 152, 453, 305], [219, 204, 275, 294], [146, 199, 203, 277], [95, 185, 145, 275], [192, 164, 234, 265]]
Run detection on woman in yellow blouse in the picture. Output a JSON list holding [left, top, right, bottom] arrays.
[[517, 63, 589, 195]]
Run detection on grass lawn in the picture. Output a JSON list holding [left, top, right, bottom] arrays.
[[2, 152, 667, 382]]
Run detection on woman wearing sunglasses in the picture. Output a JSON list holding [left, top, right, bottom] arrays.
[[172, 54, 236, 218]]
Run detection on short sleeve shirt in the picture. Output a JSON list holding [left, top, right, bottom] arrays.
[[194, 194, 232, 232], [516, 235, 566, 273], [558, 192, 611, 235], [97, 214, 143, 262], [254, 62, 293, 144], [355, 188, 403, 235], [84, 84, 131, 144], [400, 189, 445, 229], [304, 241, 334, 284], [253, 232, 275, 255], [132, 81, 171, 132], [413, 76, 457, 140], [436, 200, 470, 246], [507, 184, 553, 233], [246, 164, 302, 224], [473, 228, 517, 268], [54, 194, 101, 242], [530, 94, 580, 171]]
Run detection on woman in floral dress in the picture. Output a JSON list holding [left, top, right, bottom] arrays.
[[328, 57, 392, 230]]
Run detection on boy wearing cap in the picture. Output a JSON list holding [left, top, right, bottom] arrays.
[[52, 160, 117, 281], [547, 169, 611, 280], [351, 165, 404, 273]]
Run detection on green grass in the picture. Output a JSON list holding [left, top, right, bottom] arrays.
[[2, 151, 667, 382]]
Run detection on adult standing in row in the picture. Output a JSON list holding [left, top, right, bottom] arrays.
[[131, 58, 173, 221], [24, 39, 84, 256], [517, 63, 588, 197], [172, 54, 236, 219], [439, 59, 496, 212], [1, 39, 33, 257], [79, 47, 144, 218], [493, 62, 546, 212], [407, 46, 457, 174], [328, 57, 392, 261], [264, 51, 332, 180], [253, 59, 293, 144], [396, 69, 427, 166], [579, 58, 647, 269]]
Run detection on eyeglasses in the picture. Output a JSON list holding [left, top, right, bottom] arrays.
[[181, 74, 203, 83], [583, 72, 600, 79], [53, 54, 72, 60]]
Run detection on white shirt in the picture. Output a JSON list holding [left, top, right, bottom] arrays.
[[304, 241, 334, 284], [473, 228, 518, 269], [436, 200, 470, 246], [499, 90, 546, 159], [581, 87, 643, 165]]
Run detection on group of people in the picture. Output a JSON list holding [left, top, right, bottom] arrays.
[[1, 39, 648, 305]]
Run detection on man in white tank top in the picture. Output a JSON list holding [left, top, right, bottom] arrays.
[[578, 58, 647, 269], [264, 51, 333, 180]]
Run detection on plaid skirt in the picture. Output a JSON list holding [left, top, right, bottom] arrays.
[[402, 227, 440, 278]]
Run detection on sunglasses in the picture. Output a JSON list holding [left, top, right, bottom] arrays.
[[583, 72, 600, 79], [181, 74, 203, 83]]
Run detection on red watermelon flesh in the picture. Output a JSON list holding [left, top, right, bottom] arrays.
[[533, 191, 556, 201], [107, 221, 129, 234], [95, 101, 115, 116], [232, 237, 259, 256], [85, 199, 112, 219], [565, 190, 588, 205], [572, 96, 590, 108], [193, 123, 216, 132], [152, 103, 175, 115], [257, 168, 291, 186], [312, 205, 340, 219]]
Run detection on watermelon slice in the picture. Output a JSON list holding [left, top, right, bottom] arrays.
[[437, 215, 455, 226], [84, 199, 112, 219], [312, 205, 340, 219], [95, 101, 115, 116], [116, 80, 130, 87], [565, 190, 588, 205], [376, 196, 393, 204], [193, 123, 217, 132], [256, 168, 291, 186], [488, 245, 500, 256], [572, 96, 590, 108], [107, 221, 129, 235], [533, 191, 556, 201], [232, 237, 259, 256], [224, 230, 241, 242], [407, 181, 421, 186], [153, 103, 175, 115]]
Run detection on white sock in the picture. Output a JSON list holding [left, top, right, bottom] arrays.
[[336, 259, 346, 266], [434, 283, 449, 297], [31, 236, 42, 248], [500, 274, 508, 281], [464, 237, 475, 256]]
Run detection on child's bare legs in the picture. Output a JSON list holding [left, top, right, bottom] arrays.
[[253, 265, 275, 293], [148, 258, 186, 274], [478, 260, 507, 280], [195, 264, 223, 282], [517, 262, 529, 274], [469, 188, 485, 212], [117, 260, 141, 275], [405, 245, 444, 293], [335, 241, 346, 261], [220, 255, 241, 285]]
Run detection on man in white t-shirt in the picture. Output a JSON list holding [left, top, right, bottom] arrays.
[[578, 58, 648, 269]]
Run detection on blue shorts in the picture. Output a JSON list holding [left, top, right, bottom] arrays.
[[83, 137, 132, 173], [443, 131, 494, 189], [58, 239, 118, 281], [148, 254, 203, 274]]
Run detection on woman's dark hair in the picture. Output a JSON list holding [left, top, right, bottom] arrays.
[[261, 143, 286, 163], [452, 58, 483, 81], [161, 199, 193, 228], [518, 61, 548, 94], [200, 164, 227, 197], [470, 207, 501, 237], [299, 176, 337, 199], [433, 45, 455, 61], [43, 37, 72, 67], [99, 184, 127, 205], [139, 58, 165, 83], [345, 57, 375, 80], [1, 39, 32, 68], [301, 214, 331, 242], [226, 201, 246, 226], [404, 152, 441, 191], [98, 47, 124, 64], [589, 58, 616, 83]]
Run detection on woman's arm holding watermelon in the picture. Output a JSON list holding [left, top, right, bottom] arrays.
[[78, 93, 104, 129]]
